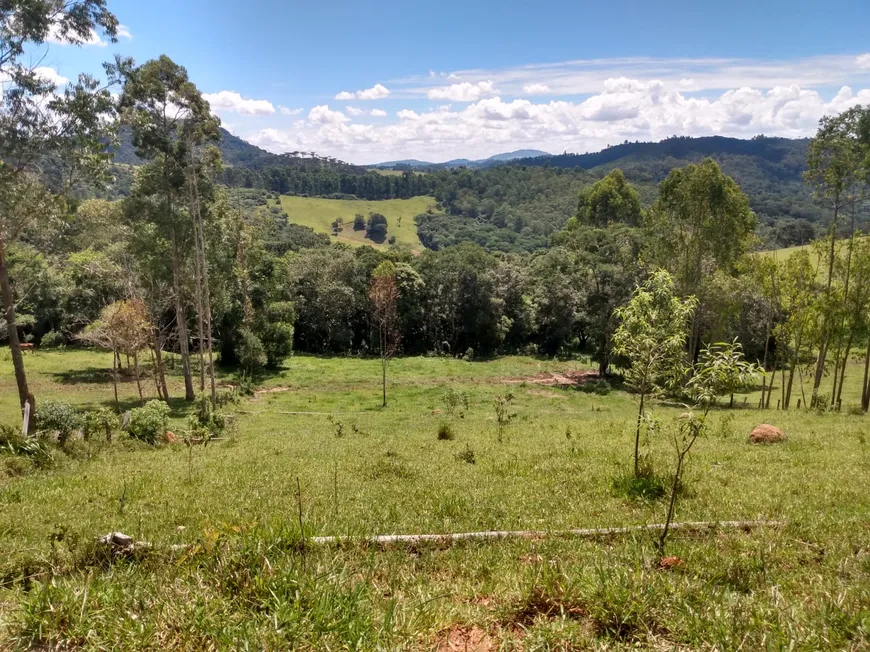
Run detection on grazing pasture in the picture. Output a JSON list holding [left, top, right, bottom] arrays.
[[277, 195, 435, 252], [1, 349, 869, 649]]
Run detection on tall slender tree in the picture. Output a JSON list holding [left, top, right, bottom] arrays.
[[1, 0, 121, 424], [369, 261, 400, 407], [119, 55, 220, 401]]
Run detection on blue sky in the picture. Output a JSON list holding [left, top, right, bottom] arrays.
[[34, 0, 870, 163]]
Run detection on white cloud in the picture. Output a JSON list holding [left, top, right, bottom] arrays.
[[345, 106, 388, 117], [203, 91, 275, 115], [357, 83, 390, 100], [117, 24, 132, 40], [392, 53, 870, 101], [279, 106, 303, 116], [243, 79, 870, 164], [334, 83, 390, 101], [308, 105, 349, 124], [523, 83, 550, 95], [34, 67, 68, 86], [428, 80, 497, 102]]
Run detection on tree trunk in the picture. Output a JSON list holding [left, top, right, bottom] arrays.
[[382, 356, 387, 407], [861, 336, 870, 412], [152, 329, 169, 401], [147, 344, 164, 400], [133, 351, 144, 406], [111, 348, 120, 411], [0, 237, 34, 423], [169, 230, 195, 402], [634, 391, 645, 477], [813, 199, 841, 401], [835, 333, 853, 408], [188, 159, 217, 404]]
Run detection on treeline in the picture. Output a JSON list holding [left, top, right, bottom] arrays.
[[220, 165, 433, 200]]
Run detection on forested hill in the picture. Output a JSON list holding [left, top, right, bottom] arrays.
[[519, 136, 807, 174], [111, 126, 366, 172], [511, 135, 818, 222]]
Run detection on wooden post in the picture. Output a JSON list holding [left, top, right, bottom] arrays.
[[22, 400, 30, 436]]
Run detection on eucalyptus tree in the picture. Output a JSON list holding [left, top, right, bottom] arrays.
[[1, 0, 121, 420], [119, 55, 220, 401], [804, 107, 870, 403], [644, 159, 756, 359], [369, 261, 400, 407], [612, 270, 697, 477]]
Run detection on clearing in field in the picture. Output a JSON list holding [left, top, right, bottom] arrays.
[[1, 349, 870, 649], [278, 194, 436, 252]]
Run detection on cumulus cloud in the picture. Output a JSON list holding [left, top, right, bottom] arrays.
[[345, 106, 388, 117], [116, 24, 132, 39], [523, 83, 550, 95], [308, 105, 349, 124], [279, 106, 303, 116], [203, 91, 275, 115], [242, 79, 870, 165], [34, 67, 68, 86], [334, 84, 390, 100], [358, 83, 390, 100], [428, 80, 497, 102]]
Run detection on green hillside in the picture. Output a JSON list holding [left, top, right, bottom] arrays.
[[277, 195, 436, 252]]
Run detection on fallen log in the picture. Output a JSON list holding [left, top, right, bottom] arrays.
[[310, 519, 785, 547]]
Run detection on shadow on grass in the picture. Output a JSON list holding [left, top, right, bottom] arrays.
[[51, 367, 115, 385]]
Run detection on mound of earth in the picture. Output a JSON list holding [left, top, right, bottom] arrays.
[[749, 424, 786, 444]]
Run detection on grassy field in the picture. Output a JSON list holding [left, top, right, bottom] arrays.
[[277, 195, 435, 252], [1, 350, 870, 649]]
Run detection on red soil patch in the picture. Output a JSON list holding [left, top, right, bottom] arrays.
[[501, 370, 600, 387]]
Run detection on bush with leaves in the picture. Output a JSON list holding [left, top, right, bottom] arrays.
[[82, 408, 120, 442], [235, 327, 267, 376], [258, 302, 295, 368], [443, 387, 470, 418], [189, 395, 234, 441], [40, 330, 65, 349], [127, 400, 171, 445], [37, 401, 82, 445]]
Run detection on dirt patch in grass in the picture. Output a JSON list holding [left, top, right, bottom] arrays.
[[254, 386, 294, 395], [501, 370, 600, 387], [436, 625, 497, 651]]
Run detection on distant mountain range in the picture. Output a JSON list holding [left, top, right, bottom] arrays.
[[369, 149, 551, 170]]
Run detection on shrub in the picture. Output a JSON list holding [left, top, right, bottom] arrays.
[[127, 400, 170, 445], [235, 328, 267, 375], [437, 423, 455, 440], [388, 235, 396, 245], [456, 445, 476, 464], [442, 387, 469, 418], [37, 401, 82, 445], [40, 330, 64, 349], [83, 409, 119, 442]]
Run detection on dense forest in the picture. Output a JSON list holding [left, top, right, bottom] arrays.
[[158, 131, 862, 253]]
